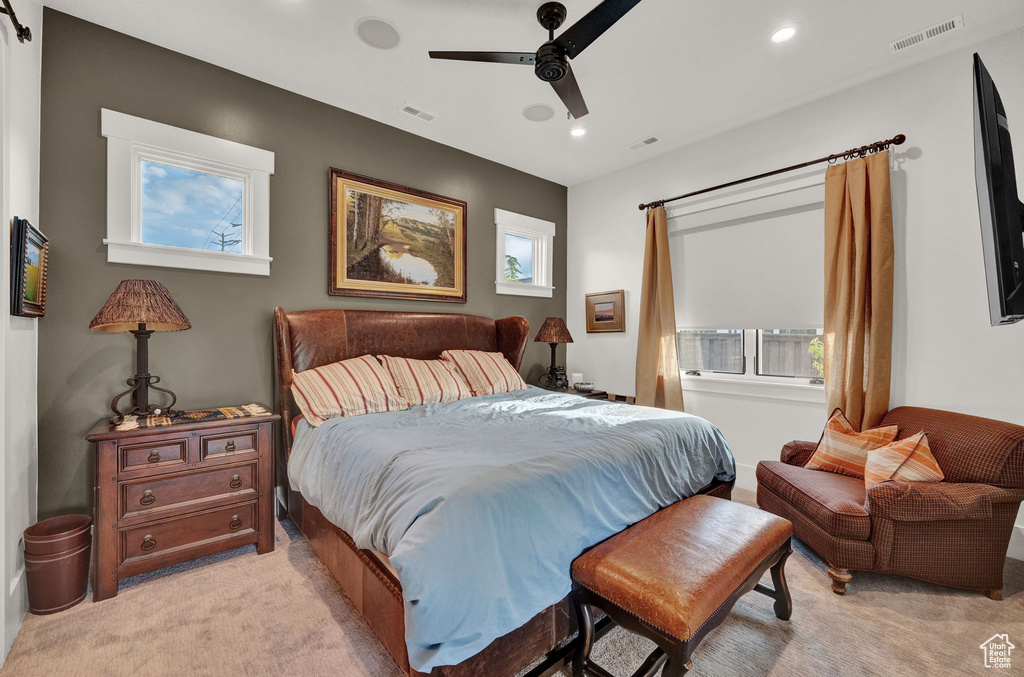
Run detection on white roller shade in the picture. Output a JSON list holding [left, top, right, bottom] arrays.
[[668, 182, 825, 330]]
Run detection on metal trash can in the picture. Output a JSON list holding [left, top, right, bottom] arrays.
[[23, 515, 91, 614]]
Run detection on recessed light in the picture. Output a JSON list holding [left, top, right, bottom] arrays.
[[570, 127, 587, 137], [356, 17, 401, 50], [770, 25, 798, 43], [523, 104, 555, 122]]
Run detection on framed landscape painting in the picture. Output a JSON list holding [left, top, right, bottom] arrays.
[[10, 217, 48, 318], [329, 169, 467, 302], [585, 289, 625, 333]]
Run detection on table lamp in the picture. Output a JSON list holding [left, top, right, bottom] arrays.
[[89, 280, 191, 424], [534, 317, 573, 390]]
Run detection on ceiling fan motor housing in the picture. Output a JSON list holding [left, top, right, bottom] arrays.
[[535, 43, 568, 82]]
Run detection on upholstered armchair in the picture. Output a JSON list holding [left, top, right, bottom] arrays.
[[756, 406, 1024, 600]]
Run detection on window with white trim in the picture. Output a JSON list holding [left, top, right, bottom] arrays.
[[494, 208, 554, 298], [668, 168, 826, 392], [101, 109, 275, 276]]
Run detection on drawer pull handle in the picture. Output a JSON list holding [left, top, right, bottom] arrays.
[[229, 515, 242, 530], [225, 440, 236, 452], [141, 535, 156, 551], [148, 451, 161, 463], [140, 490, 155, 506], [229, 474, 242, 489]]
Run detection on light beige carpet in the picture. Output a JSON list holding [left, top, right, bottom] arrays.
[[3, 489, 1022, 677]]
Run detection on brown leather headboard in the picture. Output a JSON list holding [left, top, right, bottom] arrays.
[[273, 307, 530, 458]]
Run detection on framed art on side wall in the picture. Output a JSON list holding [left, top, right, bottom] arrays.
[[586, 289, 625, 333], [329, 169, 467, 302], [10, 217, 49, 318]]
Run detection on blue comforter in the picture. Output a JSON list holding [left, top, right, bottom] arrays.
[[288, 387, 735, 672]]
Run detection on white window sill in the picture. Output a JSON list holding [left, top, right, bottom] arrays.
[[681, 373, 825, 404], [495, 281, 554, 298], [105, 240, 272, 276]]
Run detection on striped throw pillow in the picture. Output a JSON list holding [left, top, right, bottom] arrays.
[[865, 432, 944, 487], [291, 355, 409, 426], [804, 409, 899, 479], [378, 355, 472, 407], [440, 350, 528, 397]]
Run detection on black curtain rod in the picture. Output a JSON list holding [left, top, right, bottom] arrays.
[[638, 133, 906, 211], [0, 0, 31, 43]]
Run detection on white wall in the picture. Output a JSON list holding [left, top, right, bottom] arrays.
[[567, 28, 1024, 558], [0, 0, 41, 660]]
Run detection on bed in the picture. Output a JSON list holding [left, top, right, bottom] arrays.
[[273, 308, 736, 677]]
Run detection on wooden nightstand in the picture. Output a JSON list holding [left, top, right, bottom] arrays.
[[567, 388, 609, 400], [86, 408, 279, 601], [537, 385, 609, 400]]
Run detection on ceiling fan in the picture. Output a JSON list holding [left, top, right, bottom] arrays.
[[429, 0, 643, 119]]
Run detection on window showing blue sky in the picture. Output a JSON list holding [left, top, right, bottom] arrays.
[[505, 233, 534, 282], [141, 161, 244, 253]]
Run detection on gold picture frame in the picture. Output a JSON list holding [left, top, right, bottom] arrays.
[[329, 169, 467, 302], [586, 289, 625, 333]]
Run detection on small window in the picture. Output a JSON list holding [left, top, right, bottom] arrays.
[[141, 161, 244, 253], [503, 233, 534, 284], [102, 109, 275, 275], [677, 329, 745, 374], [495, 208, 554, 298], [756, 329, 825, 379]]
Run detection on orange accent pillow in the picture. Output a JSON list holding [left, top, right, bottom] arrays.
[[378, 355, 472, 407], [440, 350, 528, 397], [291, 355, 409, 426], [804, 409, 899, 479], [864, 432, 944, 487]]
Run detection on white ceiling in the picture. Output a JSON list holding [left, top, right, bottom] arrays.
[[41, 0, 1024, 186]]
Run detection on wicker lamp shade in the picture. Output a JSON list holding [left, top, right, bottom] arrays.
[[534, 317, 574, 344], [89, 280, 191, 333]]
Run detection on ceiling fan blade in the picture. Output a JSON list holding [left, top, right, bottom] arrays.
[[550, 64, 589, 119], [428, 51, 536, 65], [552, 0, 643, 59]]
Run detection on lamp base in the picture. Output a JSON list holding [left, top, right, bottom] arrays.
[[539, 366, 569, 390], [107, 325, 180, 424], [108, 374, 180, 425]]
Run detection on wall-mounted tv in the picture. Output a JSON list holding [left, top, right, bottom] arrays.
[[974, 53, 1024, 326]]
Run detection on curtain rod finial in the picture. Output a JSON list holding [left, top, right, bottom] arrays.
[[892, 134, 906, 146]]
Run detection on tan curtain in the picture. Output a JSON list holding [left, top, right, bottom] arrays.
[[636, 206, 684, 411], [823, 151, 894, 431]]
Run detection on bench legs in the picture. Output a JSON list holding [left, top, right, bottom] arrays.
[[573, 539, 793, 677]]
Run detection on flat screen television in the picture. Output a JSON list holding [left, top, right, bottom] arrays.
[[974, 53, 1024, 326]]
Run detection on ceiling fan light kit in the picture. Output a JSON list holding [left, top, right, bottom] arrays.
[[429, 0, 643, 119]]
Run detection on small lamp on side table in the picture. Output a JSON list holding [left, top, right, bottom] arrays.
[[89, 280, 191, 424], [534, 316, 574, 390]]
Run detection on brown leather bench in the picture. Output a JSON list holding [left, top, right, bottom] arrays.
[[571, 495, 794, 677]]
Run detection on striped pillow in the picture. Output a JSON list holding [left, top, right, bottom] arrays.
[[804, 409, 899, 479], [865, 432, 944, 487], [440, 350, 528, 397], [378, 355, 472, 407], [291, 355, 409, 426]]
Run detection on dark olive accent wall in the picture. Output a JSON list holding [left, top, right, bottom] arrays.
[[37, 10, 567, 519]]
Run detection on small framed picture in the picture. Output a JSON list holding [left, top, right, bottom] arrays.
[[10, 217, 49, 318], [586, 289, 625, 333]]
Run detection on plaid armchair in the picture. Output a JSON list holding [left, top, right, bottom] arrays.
[[756, 406, 1024, 599]]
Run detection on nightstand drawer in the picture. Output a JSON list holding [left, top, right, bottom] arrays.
[[121, 502, 256, 564], [119, 438, 188, 472], [200, 429, 257, 462], [120, 463, 256, 520]]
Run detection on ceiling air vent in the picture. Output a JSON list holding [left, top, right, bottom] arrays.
[[399, 103, 437, 122], [890, 15, 963, 54], [628, 135, 661, 151]]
